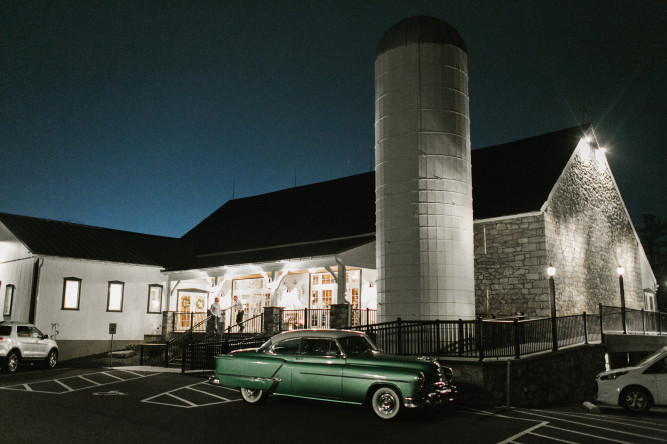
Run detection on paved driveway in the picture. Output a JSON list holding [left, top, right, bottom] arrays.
[[1, 366, 665, 443]]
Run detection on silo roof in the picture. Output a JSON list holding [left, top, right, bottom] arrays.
[[376, 16, 467, 56]]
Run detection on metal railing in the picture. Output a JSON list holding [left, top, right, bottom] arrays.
[[182, 335, 270, 372], [171, 311, 208, 333], [281, 308, 330, 330], [140, 314, 213, 366], [599, 304, 665, 336], [146, 305, 664, 368], [354, 312, 604, 360], [226, 313, 264, 334], [352, 309, 377, 327]]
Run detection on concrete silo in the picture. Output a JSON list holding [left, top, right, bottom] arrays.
[[375, 16, 474, 321]]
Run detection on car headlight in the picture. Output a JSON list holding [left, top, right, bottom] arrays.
[[599, 371, 629, 381]]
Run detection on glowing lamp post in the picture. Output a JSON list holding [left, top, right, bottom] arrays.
[[617, 266, 627, 334], [547, 265, 558, 351]]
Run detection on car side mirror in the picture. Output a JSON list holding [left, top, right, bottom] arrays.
[[42, 334, 49, 339]]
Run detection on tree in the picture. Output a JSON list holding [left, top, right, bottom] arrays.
[[638, 214, 667, 311]]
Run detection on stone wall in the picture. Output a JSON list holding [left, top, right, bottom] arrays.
[[474, 142, 644, 317], [447, 344, 607, 407], [545, 142, 643, 314], [474, 214, 550, 317]]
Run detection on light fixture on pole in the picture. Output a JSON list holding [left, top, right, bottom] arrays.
[[547, 265, 558, 351], [617, 265, 627, 334]]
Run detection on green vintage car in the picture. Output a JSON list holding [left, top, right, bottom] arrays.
[[209, 329, 456, 419]]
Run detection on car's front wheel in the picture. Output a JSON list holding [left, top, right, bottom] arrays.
[[45, 349, 58, 369], [239, 387, 267, 404], [620, 387, 651, 413], [371, 386, 402, 419], [5, 351, 20, 373]]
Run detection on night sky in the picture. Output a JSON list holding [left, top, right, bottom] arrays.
[[2, 1, 665, 238]]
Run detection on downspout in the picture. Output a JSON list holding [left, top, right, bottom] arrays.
[[29, 258, 44, 324]]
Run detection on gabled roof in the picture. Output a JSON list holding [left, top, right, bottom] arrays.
[[0, 213, 193, 269], [0, 125, 592, 271], [182, 172, 376, 261], [471, 124, 589, 219], [183, 125, 590, 266]]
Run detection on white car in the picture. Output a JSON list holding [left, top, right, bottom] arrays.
[[0, 321, 59, 373], [595, 346, 667, 413]]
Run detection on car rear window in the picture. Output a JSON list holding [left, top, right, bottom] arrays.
[[0, 326, 12, 336]]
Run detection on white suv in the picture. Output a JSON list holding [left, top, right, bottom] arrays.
[[0, 321, 59, 373], [595, 346, 667, 413]]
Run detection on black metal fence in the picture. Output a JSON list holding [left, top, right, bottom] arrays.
[[143, 305, 664, 370], [599, 304, 666, 335], [354, 312, 604, 360], [226, 313, 264, 334], [140, 314, 213, 367], [181, 335, 270, 372]]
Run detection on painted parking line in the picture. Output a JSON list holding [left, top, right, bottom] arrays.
[[497, 421, 550, 444], [0, 369, 159, 395], [141, 381, 240, 408]]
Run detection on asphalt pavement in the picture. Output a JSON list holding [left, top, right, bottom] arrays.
[[1, 364, 665, 444]]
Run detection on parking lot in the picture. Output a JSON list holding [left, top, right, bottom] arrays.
[[1, 365, 666, 443]]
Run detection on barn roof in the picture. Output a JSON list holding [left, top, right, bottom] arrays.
[[183, 124, 590, 266], [0, 213, 193, 268], [1, 125, 591, 271]]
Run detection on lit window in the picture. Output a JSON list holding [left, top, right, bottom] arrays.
[[3, 284, 14, 316], [147, 285, 163, 313], [62, 278, 81, 310], [107, 281, 124, 312]]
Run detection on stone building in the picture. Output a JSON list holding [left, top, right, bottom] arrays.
[[472, 125, 654, 317], [0, 124, 657, 358]]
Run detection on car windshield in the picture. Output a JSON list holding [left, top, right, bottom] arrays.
[[0, 326, 11, 336], [338, 334, 377, 356], [635, 348, 667, 367]]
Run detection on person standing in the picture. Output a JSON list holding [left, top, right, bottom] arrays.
[[233, 295, 244, 331], [210, 297, 222, 334]]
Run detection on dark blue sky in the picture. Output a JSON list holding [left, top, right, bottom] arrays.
[[2, 1, 665, 238]]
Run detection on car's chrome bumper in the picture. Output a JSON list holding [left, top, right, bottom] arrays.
[[404, 382, 457, 408]]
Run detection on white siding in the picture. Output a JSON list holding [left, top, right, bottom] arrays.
[[0, 226, 36, 322], [36, 258, 168, 340]]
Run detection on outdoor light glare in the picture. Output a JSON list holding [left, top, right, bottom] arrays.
[[598, 147, 607, 153], [583, 136, 593, 143], [547, 265, 556, 277], [617, 266, 624, 276]]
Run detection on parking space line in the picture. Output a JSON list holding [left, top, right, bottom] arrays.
[[529, 408, 667, 433], [100, 371, 126, 381], [53, 379, 75, 392], [185, 385, 232, 401], [543, 424, 631, 443], [141, 381, 240, 408], [517, 410, 655, 441], [116, 370, 144, 377], [166, 392, 199, 407], [0, 370, 160, 395], [498, 421, 549, 444], [78, 375, 102, 385], [530, 432, 578, 444]]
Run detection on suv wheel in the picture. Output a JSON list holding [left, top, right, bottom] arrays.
[[621, 387, 651, 413], [6, 351, 20, 373], [45, 349, 58, 369]]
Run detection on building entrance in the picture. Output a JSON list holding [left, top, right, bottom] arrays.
[[232, 278, 270, 319]]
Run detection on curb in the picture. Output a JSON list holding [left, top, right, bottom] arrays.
[[582, 401, 601, 413]]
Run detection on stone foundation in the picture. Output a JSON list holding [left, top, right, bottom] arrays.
[[443, 344, 606, 407]]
